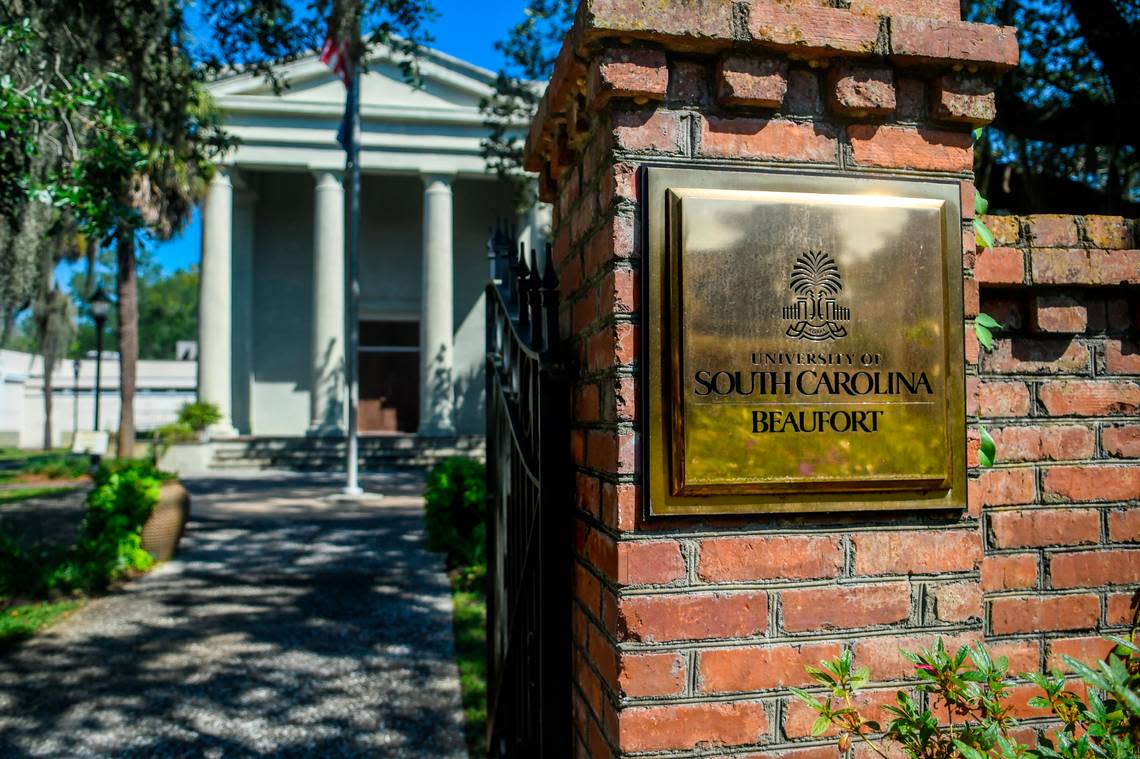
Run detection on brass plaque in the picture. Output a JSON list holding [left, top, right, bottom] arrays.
[[645, 168, 965, 515]]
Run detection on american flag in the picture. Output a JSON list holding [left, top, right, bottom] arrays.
[[320, 30, 353, 151], [320, 33, 351, 88]]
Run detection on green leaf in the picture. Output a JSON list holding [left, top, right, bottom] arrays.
[[789, 687, 823, 710], [975, 323, 994, 352], [1027, 696, 1052, 709], [973, 127, 985, 141], [976, 313, 1002, 329], [974, 217, 995, 250], [975, 191, 989, 216], [978, 424, 996, 468], [954, 740, 988, 759], [811, 716, 831, 737]]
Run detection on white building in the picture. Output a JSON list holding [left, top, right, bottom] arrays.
[[199, 44, 540, 440], [0, 350, 196, 449]]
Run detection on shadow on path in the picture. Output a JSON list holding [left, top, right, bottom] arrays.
[[0, 471, 467, 758]]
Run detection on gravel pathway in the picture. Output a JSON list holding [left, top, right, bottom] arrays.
[[0, 471, 468, 758]]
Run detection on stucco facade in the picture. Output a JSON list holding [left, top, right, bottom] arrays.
[[201, 45, 538, 438]]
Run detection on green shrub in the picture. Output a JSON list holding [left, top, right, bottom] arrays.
[[20, 454, 89, 480], [154, 421, 195, 445], [794, 634, 1140, 759], [424, 457, 486, 568], [0, 459, 168, 599], [176, 401, 222, 433]]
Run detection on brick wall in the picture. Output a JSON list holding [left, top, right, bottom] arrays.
[[971, 213, 1140, 688], [523, 2, 1136, 757]]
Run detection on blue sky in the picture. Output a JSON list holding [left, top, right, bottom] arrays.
[[147, 0, 527, 275]]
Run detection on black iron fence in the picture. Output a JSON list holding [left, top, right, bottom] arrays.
[[485, 221, 571, 758]]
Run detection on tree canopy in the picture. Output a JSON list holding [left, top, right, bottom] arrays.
[[483, 0, 1140, 216]]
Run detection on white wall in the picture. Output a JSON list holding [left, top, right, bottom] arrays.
[[0, 350, 197, 449]]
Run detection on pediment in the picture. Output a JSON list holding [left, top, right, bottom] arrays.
[[208, 43, 496, 112]]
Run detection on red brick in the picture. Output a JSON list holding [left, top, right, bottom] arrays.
[[1084, 216, 1132, 249], [620, 701, 768, 752], [987, 425, 1095, 463], [700, 116, 838, 162], [1110, 509, 1140, 542], [618, 651, 687, 698], [983, 215, 1022, 246], [990, 594, 1099, 634], [579, 521, 619, 578], [782, 583, 910, 633], [963, 277, 980, 318], [968, 380, 1031, 418], [612, 376, 636, 422], [1107, 592, 1139, 626], [853, 530, 980, 575], [985, 640, 1041, 676], [889, 16, 1020, 69], [620, 592, 768, 643], [981, 553, 1038, 592], [717, 55, 788, 108], [974, 246, 1025, 285], [747, 2, 880, 55], [1050, 549, 1140, 589], [611, 108, 686, 154], [598, 267, 638, 316], [1039, 381, 1140, 417], [785, 689, 896, 739], [588, 47, 668, 110], [852, 0, 961, 20], [581, 0, 736, 42], [698, 642, 842, 694], [1031, 295, 1091, 334], [576, 471, 601, 517], [828, 65, 895, 116], [983, 337, 1090, 375], [575, 564, 602, 616], [617, 540, 686, 585], [1030, 249, 1140, 286], [852, 632, 981, 680], [972, 468, 1036, 507], [933, 581, 983, 622], [1043, 465, 1140, 503], [931, 74, 995, 126], [1028, 215, 1081, 247], [1048, 636, 1116, 673], [848, 124, 973, 172], [989, 509, 1101, 549], [1105, 340, 1140, 375], [698, 535, 842, 582]]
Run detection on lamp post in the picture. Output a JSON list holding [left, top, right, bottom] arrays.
[[72, 358, 81, 445], [89, 287, 111, 433]]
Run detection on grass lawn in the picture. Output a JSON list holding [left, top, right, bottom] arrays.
[[0, 485, 82, 505], [451, 569, 488, 759], [0, 598, 83, 648]]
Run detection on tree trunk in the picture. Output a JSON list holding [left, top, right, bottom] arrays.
[[116, 229, 138, 458], [42, 357, 54, 451]]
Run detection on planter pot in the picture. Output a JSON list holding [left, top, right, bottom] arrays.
[[141, 480, 190, 562]]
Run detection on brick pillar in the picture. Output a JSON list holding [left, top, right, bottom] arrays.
[[523, 2, 1018, 756]]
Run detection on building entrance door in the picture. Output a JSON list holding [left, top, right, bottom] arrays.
[[359, 320, 419, 433]]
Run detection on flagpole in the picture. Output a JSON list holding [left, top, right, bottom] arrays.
[[344, 31, 363, 496]]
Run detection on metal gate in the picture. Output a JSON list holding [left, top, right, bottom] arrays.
[[485, 222, 571, 758]]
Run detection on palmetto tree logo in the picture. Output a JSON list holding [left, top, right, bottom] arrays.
[[783, 250, 850, 341]]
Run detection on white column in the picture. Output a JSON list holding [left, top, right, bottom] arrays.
[[198, 167, 237, 437], [310, 170, 346, 435], [420, 173, 455, 435]]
